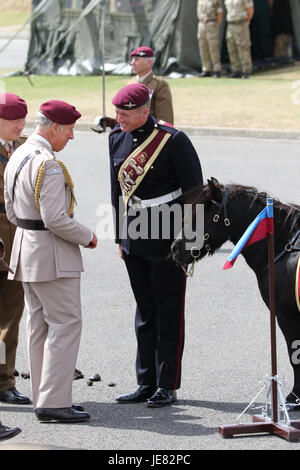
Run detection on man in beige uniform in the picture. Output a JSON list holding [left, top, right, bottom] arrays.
[[197, 0, 223, 78], [0, 93, 30, 406], [225, 0, 254, 78], [4, 100, 97, 423], [129, 47, 174, 125]]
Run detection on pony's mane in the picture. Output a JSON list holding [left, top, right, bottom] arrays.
[[183, 182, 300, 233]]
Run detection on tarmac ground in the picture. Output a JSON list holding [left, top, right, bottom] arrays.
[[0, 132, 300, 455]]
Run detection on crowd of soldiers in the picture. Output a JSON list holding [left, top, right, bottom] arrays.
[[197, 0, 289, 80]]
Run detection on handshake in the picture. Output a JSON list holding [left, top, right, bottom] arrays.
[[91, 115, 116, 134]]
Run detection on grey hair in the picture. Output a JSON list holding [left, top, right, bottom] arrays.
[[141, 98, 151, 109], [35, 110, 54, 128]]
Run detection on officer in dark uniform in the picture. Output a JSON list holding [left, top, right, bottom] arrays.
[[109, 83, 203, 407]]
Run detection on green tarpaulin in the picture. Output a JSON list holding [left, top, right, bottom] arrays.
[[25, 0, 300, 76]]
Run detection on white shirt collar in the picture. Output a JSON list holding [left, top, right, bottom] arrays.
[[0, 138, 13, 148], [31, 133, 53, 152]]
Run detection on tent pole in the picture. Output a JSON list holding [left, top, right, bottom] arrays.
[[101, 1, 106, 126]]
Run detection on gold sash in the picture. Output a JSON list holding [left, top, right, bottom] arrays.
[[118, 127, 171, 207]]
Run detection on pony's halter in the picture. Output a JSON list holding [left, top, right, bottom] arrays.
[[181, 187, 231, 278], [203, 186, 231, 253]]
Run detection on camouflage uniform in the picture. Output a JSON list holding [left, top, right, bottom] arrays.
[[129, 73, 174, 124], [225, 0, 254, 76], [197, 0, 223, 75]]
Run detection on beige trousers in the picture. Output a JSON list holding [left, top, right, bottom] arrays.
[[23, 277, 82, 409]]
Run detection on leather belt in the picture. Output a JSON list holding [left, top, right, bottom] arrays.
[[16, 218, 48, 231], [228, 19, 247, 24], [128, 188, 182, 209], [200, 19, 217, 23], [0, 203, 6, 213]]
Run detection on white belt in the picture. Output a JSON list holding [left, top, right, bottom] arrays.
[[128, 188, 182, 209]]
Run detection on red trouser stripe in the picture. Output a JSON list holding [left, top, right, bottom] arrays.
[[173, 273, 187, 389]]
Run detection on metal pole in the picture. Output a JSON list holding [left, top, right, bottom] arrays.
[[101, 1, 106, 128], [267, 199, 278, 423]]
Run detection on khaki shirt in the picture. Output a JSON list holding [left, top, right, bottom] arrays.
[[0, 136, 26, 271], [197, 0, 223, 22], [4, 135, 92, 282], [225, 0, 254, 22], [130, 72, 174, 125]]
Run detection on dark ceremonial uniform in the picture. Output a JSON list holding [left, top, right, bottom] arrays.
[[109, 116, 203, 390]]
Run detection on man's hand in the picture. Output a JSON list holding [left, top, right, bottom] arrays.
[[85, 233, 98, 249], [119, 244, 124, 259]]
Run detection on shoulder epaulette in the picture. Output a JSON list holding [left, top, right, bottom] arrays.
[[157, 120, 176, 133], [152, 75, 165, 82], [110, 125, 122, 135]]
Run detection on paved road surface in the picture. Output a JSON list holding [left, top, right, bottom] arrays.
[[1, 132, 300, 453], [0, 37, 28, 71]]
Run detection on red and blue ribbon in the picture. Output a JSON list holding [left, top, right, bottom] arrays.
[[223, 198, 274, 270]]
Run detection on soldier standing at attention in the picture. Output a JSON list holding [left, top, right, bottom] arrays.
[[4, 100, 97, 423], [129, 47, 174, 125], [0, 93, 30, 407], [225, 0, 254, 78], [197, 0, 223, 78]]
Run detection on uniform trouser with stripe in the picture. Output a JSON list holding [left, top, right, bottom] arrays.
[[124, 253, 186, 390], [0, 273, 24, 392], [22, 277, 82, 409]]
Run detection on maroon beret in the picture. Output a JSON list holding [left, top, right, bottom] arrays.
[[130, 47, 154, 58], [112, 83, 150, 110], [40, 100, 81, 125], [0, 92, 27, 120]]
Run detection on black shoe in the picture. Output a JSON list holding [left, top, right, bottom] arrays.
[[285, 391, 300, 411], [228, 72, 242, 78], [34, 404, 85, 412], [146, 388, 177, 408], [0, 387, 31, 404], [72, 403, 85, 412], [116, 385, 157, 403], [35, 407, 91, 423], [241, 73, 250, 79], [213, 72, 221, 78], [0, 423, 22, 441], [199, 71, 211, 77]]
